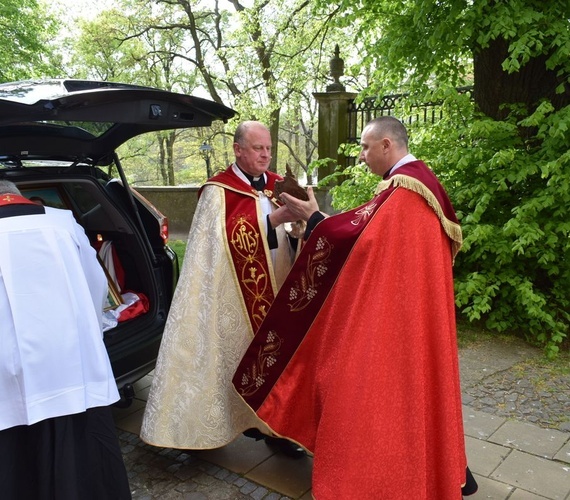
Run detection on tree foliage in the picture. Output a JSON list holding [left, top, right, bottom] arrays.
[[0, 0, 60, 82], [423, 97, 570, 357], [65, 0, 350, 183], [318, 0, 570, 354], [67, 4, 213, 185], [120, 0, 344, 174], [324, 0, 570, 117]]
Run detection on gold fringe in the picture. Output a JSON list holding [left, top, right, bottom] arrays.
[[375, 175, 463, 259]]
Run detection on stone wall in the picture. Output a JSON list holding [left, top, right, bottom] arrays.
[[135, 185, 333, 239], [135, 186, 200, 238]]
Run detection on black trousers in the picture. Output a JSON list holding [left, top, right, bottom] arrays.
[[0, 406, 131, 500]]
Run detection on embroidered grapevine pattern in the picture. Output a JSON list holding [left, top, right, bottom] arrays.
[[238, 330, 283, 397], [288, 236, 332, 312]]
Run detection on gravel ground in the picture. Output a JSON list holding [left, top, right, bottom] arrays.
[[459, 335, 570, 432]]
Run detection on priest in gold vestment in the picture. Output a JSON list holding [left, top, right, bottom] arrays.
[[141, 121, 303, 450]]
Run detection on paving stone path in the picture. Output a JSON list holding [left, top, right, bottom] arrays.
[[119, 334, 570, 499], [120, 431, 289, 500]]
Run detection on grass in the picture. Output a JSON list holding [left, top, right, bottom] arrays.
[[512, 352, 570, 379], [168, 239, 187, 266], [456, 320, 517, 349]]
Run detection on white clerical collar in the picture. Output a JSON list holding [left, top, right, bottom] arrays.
[[390, 153, 417, 173], [232, 162, 265, 185]]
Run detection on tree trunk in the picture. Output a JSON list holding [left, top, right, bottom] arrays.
[[158, 136, 168, 185], [473, 37, 570, 120], [269, 108, 280, 172], [166, 130, 176, 185]]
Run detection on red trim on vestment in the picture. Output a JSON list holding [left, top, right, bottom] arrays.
[[199, 165, 282, 203]]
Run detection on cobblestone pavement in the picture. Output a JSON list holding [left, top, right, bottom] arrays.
[[462, 360, 570, 432], [118, 335, 569, 499], [120, 431, 292, 500]]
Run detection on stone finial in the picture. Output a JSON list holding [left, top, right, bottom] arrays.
[[327, 44, 346, 92]]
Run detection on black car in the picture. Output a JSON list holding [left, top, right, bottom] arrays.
[[0, 79, 236, 405]]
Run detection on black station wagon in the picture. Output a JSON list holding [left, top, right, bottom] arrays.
[[0, 79, 235, 405]]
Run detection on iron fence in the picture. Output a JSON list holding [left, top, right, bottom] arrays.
[[347, 86, 473, 143]]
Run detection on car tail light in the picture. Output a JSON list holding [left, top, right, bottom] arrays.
[[160, 216, 169, 244], [130, 187, 170, 244]]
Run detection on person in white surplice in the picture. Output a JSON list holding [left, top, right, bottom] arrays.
[[0, 179, 131, 500]]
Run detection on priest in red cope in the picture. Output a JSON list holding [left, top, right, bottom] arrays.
[[233, 116, 478, 499]]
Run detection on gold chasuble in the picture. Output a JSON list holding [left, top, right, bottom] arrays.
[[141, 165, 296, 450], [233, 161, 468, 499]]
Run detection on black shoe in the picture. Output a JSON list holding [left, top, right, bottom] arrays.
[[243, 428, 266, 441], [462, 467, 478, 496], [264, 436, 306, 459]]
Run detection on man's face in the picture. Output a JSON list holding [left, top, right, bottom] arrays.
[[234, 126, 272, 177], [359, 125, 390, 176]]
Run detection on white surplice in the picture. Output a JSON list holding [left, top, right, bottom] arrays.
[[0, 207, 119, 431]]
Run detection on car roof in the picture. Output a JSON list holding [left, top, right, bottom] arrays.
[[0, 79, 236, 166]]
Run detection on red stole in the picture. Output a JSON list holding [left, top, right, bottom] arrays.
[[0, 194, 38, 206], [200, 166, 282, 331]]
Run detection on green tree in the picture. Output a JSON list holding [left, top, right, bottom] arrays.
[[69, 5, 211, 185], [131, 0, 345, 173], [0, 0, 60, 81], [62, 0, 358, 184], [326, 0, 569, 116], [416, 95, 570, 357], [70, 9, 148, 82], [320, 0, 570, 354]]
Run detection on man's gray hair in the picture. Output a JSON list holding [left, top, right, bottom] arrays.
[[233, 120, 270, 145], [0, 179, 21, 196]]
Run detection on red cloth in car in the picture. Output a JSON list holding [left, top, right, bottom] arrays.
[[117, 293, 149, 322]]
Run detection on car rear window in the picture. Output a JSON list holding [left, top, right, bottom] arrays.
[[64, 182, 101, 214]]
